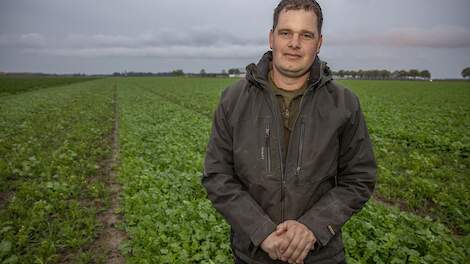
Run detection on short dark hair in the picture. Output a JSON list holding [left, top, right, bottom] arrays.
[[273, 0, 323, 34]]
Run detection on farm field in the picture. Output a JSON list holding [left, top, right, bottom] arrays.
[[0, 76, 100, 96], [0, 79, 116, 262], [0, 76, 469, 263]]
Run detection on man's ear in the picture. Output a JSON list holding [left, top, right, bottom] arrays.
[[269, 30, 274, 49], [316, 34, 323, 54]]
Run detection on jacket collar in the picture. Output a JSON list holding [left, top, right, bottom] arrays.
[[246, 51, 332, 91]]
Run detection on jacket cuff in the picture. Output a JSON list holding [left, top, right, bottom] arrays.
[[297, 217, 336, 247], [250, 219, 277, 247]]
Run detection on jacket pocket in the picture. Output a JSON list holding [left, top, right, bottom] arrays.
[[295, 121, 305, 176]]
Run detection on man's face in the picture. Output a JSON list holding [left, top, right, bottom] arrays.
[[269, 9, 323, 78]]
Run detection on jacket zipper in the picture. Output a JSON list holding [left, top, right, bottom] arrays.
[[265, 122, 271, 174], [263, 73, 321, 222], [267, 93, 286, 221], [296, 121, 305, 175]]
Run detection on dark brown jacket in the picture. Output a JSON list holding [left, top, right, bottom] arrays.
[[203, 51, 376, 264]]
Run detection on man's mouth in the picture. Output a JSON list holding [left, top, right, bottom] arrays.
[[284, 53, 302, 59]]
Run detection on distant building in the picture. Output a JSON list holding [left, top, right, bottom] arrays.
[[229, 73, 246, 78]]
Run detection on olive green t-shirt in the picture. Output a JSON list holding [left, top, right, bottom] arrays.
[[268, 71, 308, 161]]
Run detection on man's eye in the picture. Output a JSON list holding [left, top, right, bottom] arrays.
[[302, 33, 314, 39]]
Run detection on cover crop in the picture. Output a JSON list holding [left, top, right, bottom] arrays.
[[0, 79, 115, 263], [116, 77, 469, 263]]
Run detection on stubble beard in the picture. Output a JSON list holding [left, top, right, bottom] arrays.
[[273, 60, 312, 79]]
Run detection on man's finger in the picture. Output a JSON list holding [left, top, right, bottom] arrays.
[[267, 244, 278, 261], [268, 251, 278, 260], [288, 237, 308, 264], [278, 231, 294, 254], [276, 222, 287, 235], [275, 233, 291, 258], [281, 231, 301, 261], [295, 240, 313, 264]]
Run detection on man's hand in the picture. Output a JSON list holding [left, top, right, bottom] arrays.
[[276, 220, 317, 264], [260, 229, 290, 260]]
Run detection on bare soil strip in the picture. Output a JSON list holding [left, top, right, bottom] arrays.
[[0, 191, 13, 209], [88, 84, 127, 263], [372, 193, 464, 236]]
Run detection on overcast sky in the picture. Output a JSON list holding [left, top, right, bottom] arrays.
[[1, 0, 470, 78]]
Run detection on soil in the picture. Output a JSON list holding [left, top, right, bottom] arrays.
[[0, 191, 13, 209], [88, 85, 127, 263]]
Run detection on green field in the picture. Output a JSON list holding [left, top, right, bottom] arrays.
[[0, 76, 100, 96], [0, 76, 469, 263]]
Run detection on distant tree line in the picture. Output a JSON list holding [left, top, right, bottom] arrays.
[[112, 70, 185, 77], [111, 69, 230, 78], [332, 69, 431, 80], [4, 67, 470, 79], [462, 67, 470, 79], [78, 66, 470, 79]]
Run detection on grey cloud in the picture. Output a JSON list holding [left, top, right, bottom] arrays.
[[0, 33, 47, 48], [326, 26, 470, 48], [24, 44, 267, 60], [19, 27, 268, 59], [62, 27, 266, 49]]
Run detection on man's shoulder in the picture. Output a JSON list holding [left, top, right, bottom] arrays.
[[323, 80, 360, 110], [220, 78, 250, 101], [217, 78, 260, 123], [325, 80, 357, 97], [219, 78, 256, 109]]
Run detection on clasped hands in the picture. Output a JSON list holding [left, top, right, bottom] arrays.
[[260, 220, 317, 264]]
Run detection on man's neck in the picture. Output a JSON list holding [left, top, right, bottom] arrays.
[[271, 68, 309, 91]]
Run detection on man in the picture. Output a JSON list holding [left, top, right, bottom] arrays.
[[202, 0, 376, 263]]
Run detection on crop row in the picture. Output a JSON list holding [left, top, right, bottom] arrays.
[[0, 79, 115, 263], [116, 78, 468, 263]]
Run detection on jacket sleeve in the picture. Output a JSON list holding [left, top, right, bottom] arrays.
[[298, 95, 376, 247], [202, 92, 277, 248]]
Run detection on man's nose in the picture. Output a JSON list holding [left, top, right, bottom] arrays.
[[288, 34, 301, 49]]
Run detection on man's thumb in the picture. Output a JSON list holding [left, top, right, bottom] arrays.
[[275, 223, 287, 234]]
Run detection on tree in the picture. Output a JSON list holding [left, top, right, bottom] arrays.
[[172, 69, 184, 76], [357, 70, 364, 79], [409, 69, 420, 79], [228, 68, 241, 75], [462, 67, 470, 78], [420, 70, 431, 79], [200, 69, 206, 76], [379, 70, 391, 79]]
